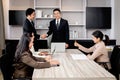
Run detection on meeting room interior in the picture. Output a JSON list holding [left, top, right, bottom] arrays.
[[0, 0, 120, 80]]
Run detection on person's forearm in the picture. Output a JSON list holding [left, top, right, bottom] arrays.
[[22, 55, 50, 69], [77, 44, 92, 53]]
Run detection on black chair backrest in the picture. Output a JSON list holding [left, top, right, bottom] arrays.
[[110, 46, 120, 72], [110, 46, 120, 80], [0, 43, 16, 80], [116, 46, 120, 73], [0, 50, 14, 80]]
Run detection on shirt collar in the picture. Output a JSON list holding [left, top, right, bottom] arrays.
[[27, 17, 32, 22], [56, 18, 61, 24]]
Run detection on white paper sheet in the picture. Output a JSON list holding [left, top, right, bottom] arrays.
[[70, 54, 88, 60], [32, 51, 46, 58], [33, 54, 46, 58]]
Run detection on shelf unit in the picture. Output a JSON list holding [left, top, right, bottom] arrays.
[[34, 0, 86, 39], [34, 0, 112, 39], [7, 0, 113, 40]]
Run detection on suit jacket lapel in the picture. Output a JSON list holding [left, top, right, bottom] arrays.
[[26, 19, 33, 27], [53, 18, 62, 30], [58, 18, 63, 30], [53, 19, 57, 30]]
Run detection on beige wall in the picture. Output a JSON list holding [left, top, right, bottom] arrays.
[[114, 0, 120, 44], [0, 0, 5, 54], [0, 49, 1, 56], [2, 0, 34, 39]]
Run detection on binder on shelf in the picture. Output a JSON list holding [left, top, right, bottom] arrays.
[[38, 25, 43, 28], [36, 10, 42, 18], [70, 30, 79, 39], [74, 30, 78, 38], [70, 30, 74, 39]]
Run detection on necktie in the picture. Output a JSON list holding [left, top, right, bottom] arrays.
[[31, 21, 34, 26], [56, 20, 59, 29]]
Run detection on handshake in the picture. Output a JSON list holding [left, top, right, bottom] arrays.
[[40, 34, 48, 39]]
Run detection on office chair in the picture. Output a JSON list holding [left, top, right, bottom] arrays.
[[0, 49, 15, 80], [0, 43, 32, 80], [110, 46, 120, 80], [97, 45, 120, 80], [0, 42, 17, 80]]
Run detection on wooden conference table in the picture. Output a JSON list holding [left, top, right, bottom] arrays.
[[32, 49, 116, 80]]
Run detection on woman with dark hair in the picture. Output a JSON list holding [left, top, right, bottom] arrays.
[[13, 33, 59, 79], [74, 30, 110, 69]]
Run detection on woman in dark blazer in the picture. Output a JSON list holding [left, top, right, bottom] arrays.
[[13, 33, 59, 79]]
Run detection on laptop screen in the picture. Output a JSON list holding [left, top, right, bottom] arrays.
[[51, 43, 65, 53]]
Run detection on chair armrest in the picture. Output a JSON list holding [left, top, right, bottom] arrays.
[[96, 62, 110, 70]]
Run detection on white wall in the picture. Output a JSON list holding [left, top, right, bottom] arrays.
[[87, 0, 111, 7], [114, 0, 120, 44], [2, 0, 10, 39], [3, 0, 34, 39], [9, 0, 34, 10], [86, 0, 120, 45], [86, 0, 114, 39]]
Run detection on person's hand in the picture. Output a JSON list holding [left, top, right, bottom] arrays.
[[87, 54, 92, 60], [74, 40, 79, 47], [41, 34, 47, 39], [38, 51, 49, 56], [45, 55, 52, 62], [50, 60, 60, 66], [65, 43, 69, 48]]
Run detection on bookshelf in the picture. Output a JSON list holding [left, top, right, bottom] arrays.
[[34, 0, 86, 39], [34, 0, 112, 39]]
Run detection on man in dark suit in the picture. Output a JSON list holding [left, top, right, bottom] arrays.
[[41, 8, 69, 48], [23, 8, 40, 40], [23, 8, 40, 50]]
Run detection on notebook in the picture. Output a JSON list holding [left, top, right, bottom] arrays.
[[51, 43, 65, 53]]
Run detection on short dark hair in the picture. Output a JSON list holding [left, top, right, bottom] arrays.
[[53, 8, 61, 13], [26, 8, 35, 16]]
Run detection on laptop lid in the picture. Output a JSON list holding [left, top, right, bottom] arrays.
[[51, 43, 65, 53]]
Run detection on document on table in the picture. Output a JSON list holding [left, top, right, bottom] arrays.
[[33, 52, 46, 58], [33, 54, 46, 58], [70, 54, 88, 60]]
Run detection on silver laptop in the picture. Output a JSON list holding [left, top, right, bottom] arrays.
[[51, 43, 65, 53]]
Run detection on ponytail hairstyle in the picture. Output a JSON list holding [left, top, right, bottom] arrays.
[[92, 30, 109, 45], [104, 34, 110, 45]]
